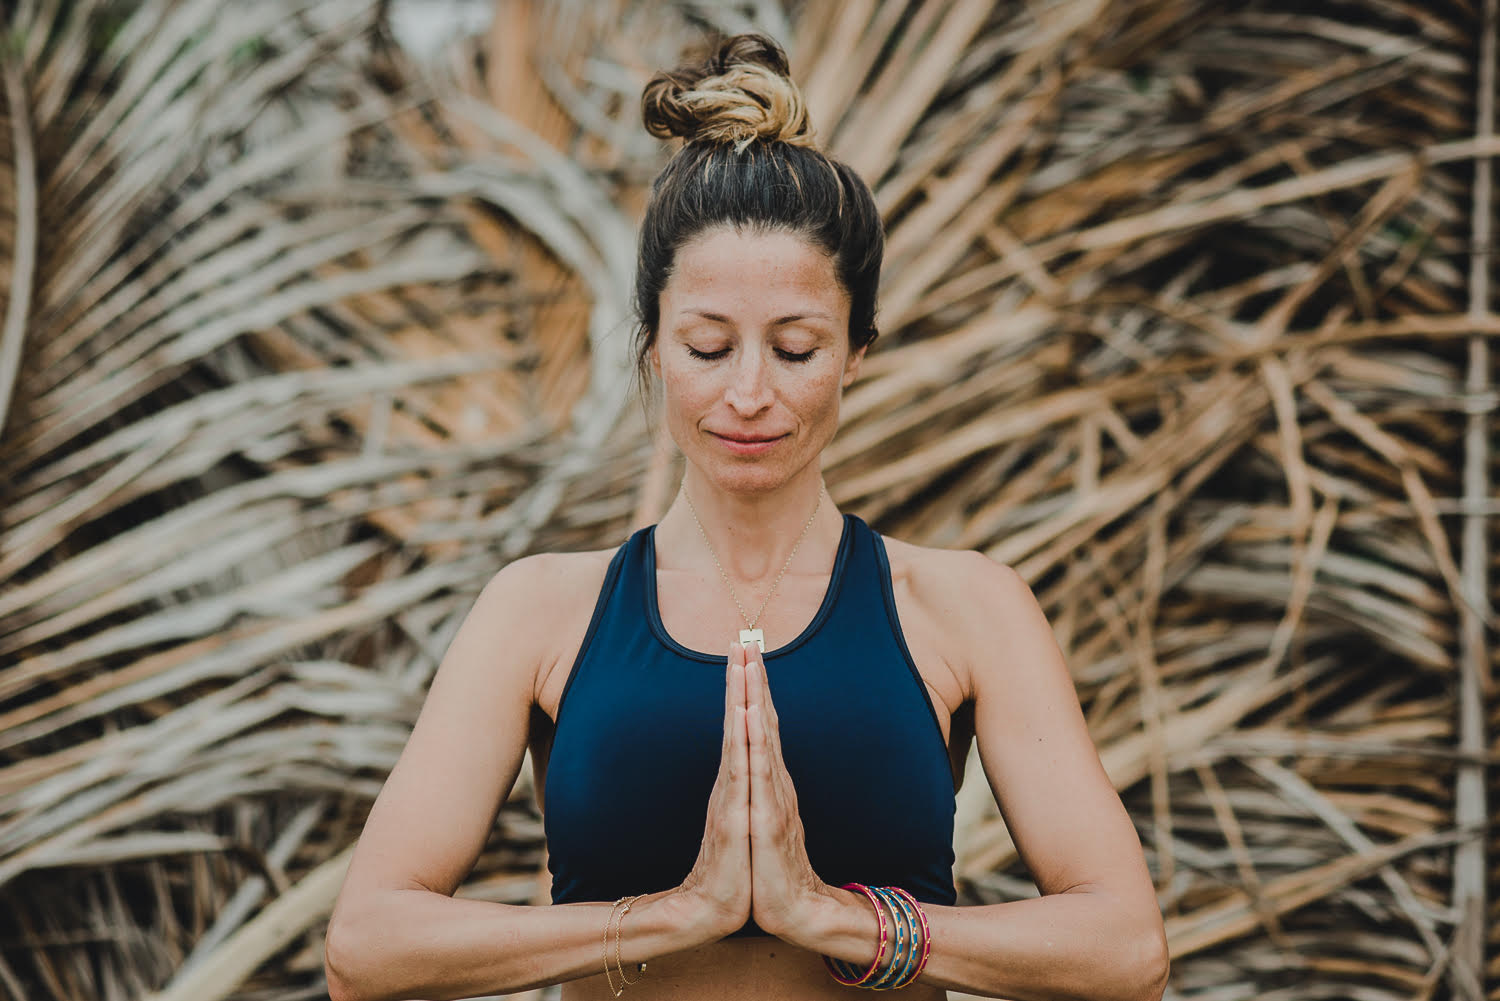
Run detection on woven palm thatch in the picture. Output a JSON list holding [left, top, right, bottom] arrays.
[[0, 1, 1494, 1000]]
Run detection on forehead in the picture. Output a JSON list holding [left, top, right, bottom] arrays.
[[664, 226, 847, 314]]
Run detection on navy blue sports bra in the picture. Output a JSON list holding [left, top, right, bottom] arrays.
[[543, 513, 956, 936]]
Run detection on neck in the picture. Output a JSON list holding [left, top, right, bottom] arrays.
[[664, 466, 839, 582]]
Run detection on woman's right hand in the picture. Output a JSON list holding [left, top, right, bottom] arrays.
[[673, 641, 753, 938]]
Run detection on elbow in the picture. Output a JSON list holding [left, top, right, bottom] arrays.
[[325, 966, 356, 1001], [323, 920, 357, 1001], [324, 911, 377, 1001], [1125, 924, 1170, 1001]]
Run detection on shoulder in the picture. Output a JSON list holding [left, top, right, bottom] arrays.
[[876, 533, 1041, 695], [878, 533, 1029, 615], [465, 544, 624, 687], [482, 546, 621, 599], [474, 545, 622, 626]]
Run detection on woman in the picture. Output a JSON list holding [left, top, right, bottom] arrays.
[[324, 34, 1168, 1001]]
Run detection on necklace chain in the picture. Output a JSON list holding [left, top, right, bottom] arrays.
[[683, 488, 823, 638]]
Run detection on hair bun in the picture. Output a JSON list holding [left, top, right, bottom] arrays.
[[642, 34, 815, 152]]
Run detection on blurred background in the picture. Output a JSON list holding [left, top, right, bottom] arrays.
[[0, 1, 1495, 999]]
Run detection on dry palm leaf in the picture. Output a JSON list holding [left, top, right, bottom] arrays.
[[0, 1, 1494, 1000]]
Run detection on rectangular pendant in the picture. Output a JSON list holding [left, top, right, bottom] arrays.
[[739, 628, 765, 652]]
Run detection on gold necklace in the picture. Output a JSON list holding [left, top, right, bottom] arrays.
[[682, 488, 823, 653]]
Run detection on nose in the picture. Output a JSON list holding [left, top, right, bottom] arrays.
[[724, 349, 774, 416]]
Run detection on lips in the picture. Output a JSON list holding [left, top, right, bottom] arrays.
[[709, 430, 787, 454], [713, 432, 784, 443]]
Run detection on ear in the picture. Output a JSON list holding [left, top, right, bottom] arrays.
[[841, 341, 868, 388], [649, 339, 661, 377]]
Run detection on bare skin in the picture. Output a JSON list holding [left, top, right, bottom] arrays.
[[323, 227, 1168, 1001]]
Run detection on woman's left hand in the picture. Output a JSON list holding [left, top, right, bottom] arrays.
[[743, 644, 834, 939]]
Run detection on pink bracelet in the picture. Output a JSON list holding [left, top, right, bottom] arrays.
[[865, 886, 912, 989], [888, 887, 931, 988], [821, 882, 888, 987]]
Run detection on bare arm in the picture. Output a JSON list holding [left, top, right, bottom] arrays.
[[323, 556, 728, 1001], [326, 888, 706, 1001], [792, 554, 1168, 1001]]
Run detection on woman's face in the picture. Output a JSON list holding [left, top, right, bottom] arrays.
[[650, 226, 864, 495]]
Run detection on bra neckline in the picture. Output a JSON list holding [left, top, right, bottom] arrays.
[[644, 513, 856, 663]]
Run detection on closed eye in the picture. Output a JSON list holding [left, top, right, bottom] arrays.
[[686, 346, 817, 363]]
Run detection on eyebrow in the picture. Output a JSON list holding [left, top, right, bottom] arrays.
[[685, 309, 834, 325]]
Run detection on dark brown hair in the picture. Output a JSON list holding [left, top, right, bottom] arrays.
[[633, 34, 883, 384]]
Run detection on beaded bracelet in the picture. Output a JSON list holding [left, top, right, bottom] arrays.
[[887, 887, 932, 989], [821, 883, 889, 987]]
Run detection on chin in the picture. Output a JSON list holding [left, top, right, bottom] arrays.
[[702, 463, 792, 495], [678, 429, 831, 495], [684, 446, 804, 494]]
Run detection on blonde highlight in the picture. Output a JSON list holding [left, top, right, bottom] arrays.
[[641, 35, 818, 153]]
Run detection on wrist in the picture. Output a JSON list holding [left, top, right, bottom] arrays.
[[661, 887, 741, 941], [783, 883, 877, 955]]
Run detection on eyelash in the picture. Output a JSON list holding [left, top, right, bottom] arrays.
[[686, 347, 817, 363]]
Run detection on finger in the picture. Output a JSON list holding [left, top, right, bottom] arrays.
[[746, 703, 792, 836], [732, 705, 747, 785], [735, 704, 751, 798], [736, 645, 751, 712], [748, 648, 784, 763], [726, 643, 741, 716], [745, 662, 781, 778], [753, 696, 788, 802], [744, 654, 763, 717], [732, 664, 750, 798], [747, 706, 773, 810], [749, 658, 798, 821], [758, 648, 779, 724], [749, 643, 771, 705], [735, 642, 751, 710]]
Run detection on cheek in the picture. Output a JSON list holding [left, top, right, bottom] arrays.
[[793, 367, 848, 422], [659, 365, 720, 420]]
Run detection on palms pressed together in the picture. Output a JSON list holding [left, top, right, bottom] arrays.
[[678, 641, 833, 940]]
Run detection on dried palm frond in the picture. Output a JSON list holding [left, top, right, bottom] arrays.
[[0, 1, 1493, 1000]]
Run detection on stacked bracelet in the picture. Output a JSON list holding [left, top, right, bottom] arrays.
[[866, 886, 908, 989], [891, 887, 931, 988], [868, 886, 914, 990], [822, 883, 889, 986], [602, 895, 648, 997], [821, 883, 932, 990]]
